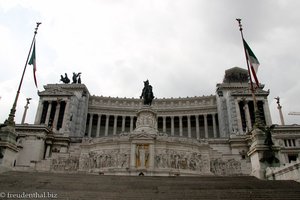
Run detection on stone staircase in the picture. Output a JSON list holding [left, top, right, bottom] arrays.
[[1, 171, 300, 200]]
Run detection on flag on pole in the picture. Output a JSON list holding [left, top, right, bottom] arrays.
[[28, 40, 38, 88], [243, 39, 260, 87]]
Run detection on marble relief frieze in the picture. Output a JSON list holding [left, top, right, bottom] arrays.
[[210, 158, 242, 175], [79, 149, 130, 170], [154, 149, 209, 172], [51, 156, 79, 171]]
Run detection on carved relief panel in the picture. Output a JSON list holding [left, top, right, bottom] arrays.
[[154, 149, 210, 173], [79, 149, 130, 171], [210, 158, 242, 175]]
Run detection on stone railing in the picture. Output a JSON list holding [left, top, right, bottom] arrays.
[[266, 160, 300, 182]]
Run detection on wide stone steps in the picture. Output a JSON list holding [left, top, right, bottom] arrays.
[[0, 171, 300, 200]]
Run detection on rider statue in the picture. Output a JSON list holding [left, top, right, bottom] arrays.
[[140, 80, 154, 105]]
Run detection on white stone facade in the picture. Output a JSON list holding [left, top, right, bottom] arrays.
[[1, 67, 300, 179]]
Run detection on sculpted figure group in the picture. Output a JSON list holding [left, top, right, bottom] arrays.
[[60, 72, 81, 84], [79, 150, 130, 170], [155, 150, 207, 172]]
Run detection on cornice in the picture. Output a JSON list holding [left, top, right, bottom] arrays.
[[40, 83, 90, 96], [44, 83, 89, 90], [273, 125, 300, 131], [38, 87, 75, 97], [16, 124, 51, 133]]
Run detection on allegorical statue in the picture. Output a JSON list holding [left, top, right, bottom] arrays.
[[264, 124, 275, 149], [72, 72, 82, 84], [60, 73, 70, 84], [140, 80, 154, 105]]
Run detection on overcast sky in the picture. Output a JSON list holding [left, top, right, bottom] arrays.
[[1, 0, 300, 125]]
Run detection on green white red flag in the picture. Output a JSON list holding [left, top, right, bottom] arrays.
[[243, 39, 260, 87], [28, 40, 38, 88]]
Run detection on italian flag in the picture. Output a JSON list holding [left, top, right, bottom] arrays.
[[28, 40, 38, 88], [243, 39, 260, 87]]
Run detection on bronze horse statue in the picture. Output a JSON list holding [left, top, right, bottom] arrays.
[[60, 73, 70, 84]]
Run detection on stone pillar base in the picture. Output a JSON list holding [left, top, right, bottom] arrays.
[[0, 124, 18, 169], [248, 128, 280, 179]]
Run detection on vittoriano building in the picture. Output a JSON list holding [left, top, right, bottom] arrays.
[[0, 67, 299, 181]]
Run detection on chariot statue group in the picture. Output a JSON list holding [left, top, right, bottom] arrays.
[[60, 72, 81, 84]]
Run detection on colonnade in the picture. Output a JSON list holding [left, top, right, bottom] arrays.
[[85, 114, 137, 137], [36, 99, 68, 131], [86, 113, 219, 139], [235, 99, 271, 134]]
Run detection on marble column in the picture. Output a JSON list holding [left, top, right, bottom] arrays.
[[235, 100, 243, 134], [263, 100, 272, 126], [121, 116, 126, 132], [113, 115, 118, 135], [130, 143, 136, 169], [171, 116, 174, 136], [96, 114, 101, 137], [105, 115, 109, 136], [195, 115, 200, 139], [88, 114, 93, 137], [34, 99, 44, 124], [52, 100, 61, 130], [45, 101, 52, 126], [149, 144, 155, 169], [130, 116, 134, 132], [244, 101, 252, 131], [162, 116, 166, 133], [62, 100, 70, 132], [212, 113, 217, 138], [204, 114, 208, 138], [187, 115, 191, 138], [179, 116, 183, 137]]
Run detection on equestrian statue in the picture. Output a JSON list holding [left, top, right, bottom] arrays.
[[140, 80, 154, 105]]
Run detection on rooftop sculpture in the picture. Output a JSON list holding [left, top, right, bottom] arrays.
[[60, 72, 81, 84]]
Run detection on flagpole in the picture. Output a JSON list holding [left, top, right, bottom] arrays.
[[4, 22, 41, 126], [236, 19, 262, 129]]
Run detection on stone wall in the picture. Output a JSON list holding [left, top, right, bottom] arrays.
[[42, 135, 250, 176]]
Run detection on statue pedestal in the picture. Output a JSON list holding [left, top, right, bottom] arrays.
[[247, 128, 280, 179], [132, 106, 158, 135], [129, 106, 157, 174], [0, 124, 18, 171]]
